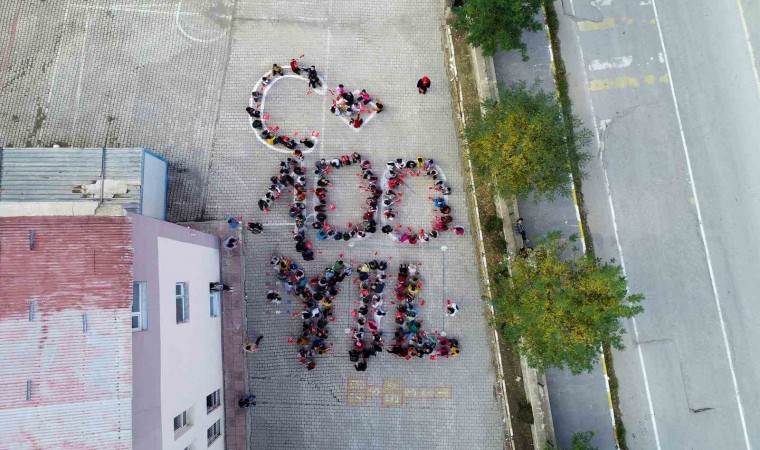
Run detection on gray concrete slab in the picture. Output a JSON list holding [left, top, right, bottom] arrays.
[[493, 18, 616, 450], [556, 0, 760, 447], [0, 0, 232, 223], [492, 24, 554, 94], [0, 1, 509, 449]]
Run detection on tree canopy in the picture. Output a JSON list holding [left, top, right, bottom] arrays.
[[493, 232, 644, 374], [452, 0, 544, 58], [466, 81, 591, 200]]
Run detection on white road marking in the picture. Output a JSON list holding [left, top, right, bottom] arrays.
[[250, 50, 378, 153], [736, 0, 760, 99], [265, 222, 300, 227], [74, 4, 173, 10], [70, 10, 90, 140], [650, 0, 752, 447], [319, 2, 333, 160], [175, 0, 230, 43], [72, 3, 234, 19], [591, 0, 613, 6], [336, 106, 378, 131], [588, 56, 633, 71], [658, 52, 664, 63], [46, 0, 71, 106], [597, 121, 662, 450], [251, 73, 323, 154], [73, 3, 233, 42], [568, 0, 662, 446], [72, 4, 178, 15]]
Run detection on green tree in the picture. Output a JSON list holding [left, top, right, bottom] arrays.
[[466, 81, 591, 200], [493, 232, 643, 374], [452, 0, 543, 59]]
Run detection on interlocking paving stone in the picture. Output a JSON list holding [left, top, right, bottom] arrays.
[[0, 1, 507, 448]]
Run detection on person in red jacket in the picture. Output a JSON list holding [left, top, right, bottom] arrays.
[[350, 113, 364, 128], [417, 76, 431, 94], [290, 58, 301, 74]]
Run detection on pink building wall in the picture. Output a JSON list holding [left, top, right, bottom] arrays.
[[129, 213, 221, 450]]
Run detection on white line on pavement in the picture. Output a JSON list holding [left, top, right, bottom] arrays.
[[175, 0, 230, 43], [72, 4, 203, 16], [598, 123, 662, 450], [319, 0, 333, 160], [251, 73, 322, 154], [73, 4, 173, 10], [736, 0, 760, 99], [650, 0, 752, 447], [567, 0, 662, 446], [46, 0, 71, 107], [588, 56, 633, 71], [71, 10, 90, 141]]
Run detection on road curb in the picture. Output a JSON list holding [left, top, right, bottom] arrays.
[[543, 1, 621, 447], [442, 16, 515, 449]]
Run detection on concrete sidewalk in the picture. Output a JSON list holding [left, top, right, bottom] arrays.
[[492, 15, 617, 450]]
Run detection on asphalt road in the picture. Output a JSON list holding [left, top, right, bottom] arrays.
[[556, 0, 760, 448]]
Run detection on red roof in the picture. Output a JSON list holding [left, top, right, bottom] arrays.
[[0, 216, 133, 449]]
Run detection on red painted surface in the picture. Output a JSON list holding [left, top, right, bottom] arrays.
[[0, 216, 133, 319], [0, 216, 133, 449]]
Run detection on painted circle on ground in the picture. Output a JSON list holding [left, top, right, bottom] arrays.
[[248, 71, 383, 154], [249, 72, 326, 154], [176, 0, 233, 43]]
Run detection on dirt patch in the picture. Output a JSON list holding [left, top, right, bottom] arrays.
[[445, 25, 535, 450]]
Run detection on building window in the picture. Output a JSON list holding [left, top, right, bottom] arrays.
[[206, 389, 221, 413], [173, 409, 189, 433], [132, 281, 147, 331], [207, 419, 222, 446], [209, 291, 221, 317], [176, 282, 189, 323]]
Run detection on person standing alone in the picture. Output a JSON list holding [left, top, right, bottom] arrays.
[[417, 76, 431, 94]]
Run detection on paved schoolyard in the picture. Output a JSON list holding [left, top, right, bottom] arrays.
[[0, 1, 507, 448]]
